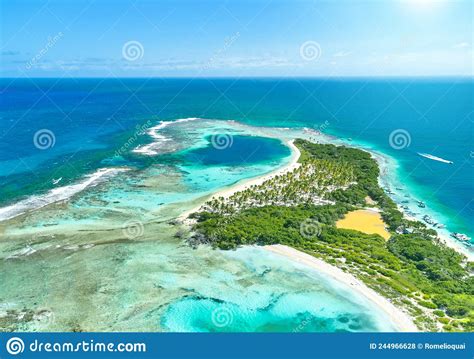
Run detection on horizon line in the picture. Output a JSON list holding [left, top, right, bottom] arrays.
[[1, 75, 473, 80]]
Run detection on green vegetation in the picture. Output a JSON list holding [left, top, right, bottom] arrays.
[[200, 157, 354, 215], [190, 139, 474, 331]]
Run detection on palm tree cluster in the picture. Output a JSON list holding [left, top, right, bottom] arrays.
[[200, 159, 355, 215]]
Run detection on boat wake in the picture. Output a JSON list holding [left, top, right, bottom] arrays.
[[418, 152, 453, 164]]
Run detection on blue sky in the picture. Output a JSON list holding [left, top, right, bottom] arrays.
[[0, 0, 472, 77]]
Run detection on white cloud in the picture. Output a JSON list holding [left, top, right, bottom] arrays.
[[333, 51, 352, 57], [18, 55, 301, 73], [453, 42, 470, 49]]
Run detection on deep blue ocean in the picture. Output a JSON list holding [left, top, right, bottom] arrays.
[[0, 77, 472, 238]]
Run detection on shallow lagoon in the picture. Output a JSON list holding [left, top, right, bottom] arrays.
[[183, 134, 290, 166]]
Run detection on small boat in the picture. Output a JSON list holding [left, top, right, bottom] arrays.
[[417, 201, 426, 208], [52, 177, 62, 185], [418, 152, 453, 164], [423, 215, 435, 225], [436, 224, 445, 229], [450, 232, 471, 241]]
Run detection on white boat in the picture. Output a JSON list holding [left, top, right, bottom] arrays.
[[52, 177, 63, 185], [418, 153, 453, 164], [450, 232, 471, 241]]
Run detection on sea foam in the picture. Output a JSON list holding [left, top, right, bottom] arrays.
[[132, 117, 199, 156], [0, 167, 128, 222]]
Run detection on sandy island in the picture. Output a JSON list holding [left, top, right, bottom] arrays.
[[264, 244, 419, 332]]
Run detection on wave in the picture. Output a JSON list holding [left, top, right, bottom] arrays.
[[0, 167, 128, 222], [133, 117, 200, 155], [418, 152, 453, 164]]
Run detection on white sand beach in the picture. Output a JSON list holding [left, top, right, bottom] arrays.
[[264, 244, 419, 332]]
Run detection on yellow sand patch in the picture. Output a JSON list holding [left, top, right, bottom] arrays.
[[336, 209, 391, 240]]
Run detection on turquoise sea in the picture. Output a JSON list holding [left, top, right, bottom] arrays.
[[0, 77, 472, 332]]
